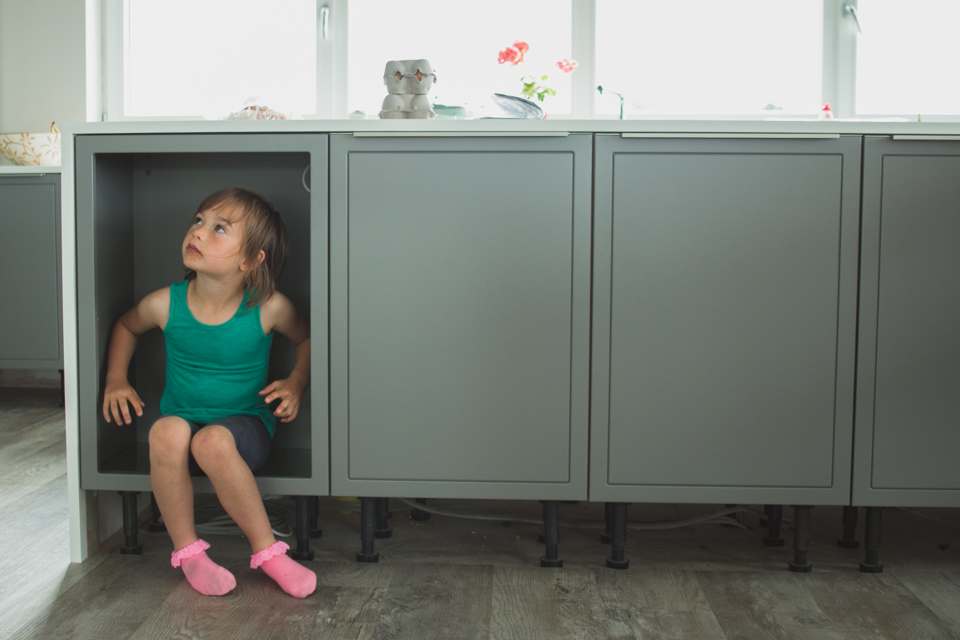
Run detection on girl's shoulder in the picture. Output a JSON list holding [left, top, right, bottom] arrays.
[[256, 290, 289, 332], [138, 285, 173, 331], [257, 290, 307, 340]]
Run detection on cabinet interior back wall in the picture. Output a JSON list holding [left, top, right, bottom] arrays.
[[75, 134, 329, 496]]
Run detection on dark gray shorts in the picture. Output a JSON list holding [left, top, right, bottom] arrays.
[[154, 414, 271, 474]]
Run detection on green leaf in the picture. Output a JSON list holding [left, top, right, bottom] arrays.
[[541, 75, 548, 81]]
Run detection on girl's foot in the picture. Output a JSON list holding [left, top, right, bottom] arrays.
[[172, 539, 236, 596], [251, 541, 317, 598]]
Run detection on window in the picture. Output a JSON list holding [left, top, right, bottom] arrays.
[[347, 0, 573, 118], [101, 0, 960, 121], [112, 0, 318, 119], [855, 0, 960, 117], [595, 0, 823, 117]]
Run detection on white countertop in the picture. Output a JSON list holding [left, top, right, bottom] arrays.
[[0, 165, 62, 174], [62, 118, 960, 137]]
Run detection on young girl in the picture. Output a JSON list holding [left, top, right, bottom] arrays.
[[102, 187, 316, 598]]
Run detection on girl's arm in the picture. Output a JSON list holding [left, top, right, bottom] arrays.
[[102, 287, 169, 425], [259, 292, 310, 423]]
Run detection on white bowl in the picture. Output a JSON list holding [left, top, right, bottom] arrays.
[[0, 132, 61, 166]]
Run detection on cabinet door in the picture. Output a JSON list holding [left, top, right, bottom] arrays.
[[591, 135, 861, 504], [854, 137, 960, 507], [0, 175, 62, 367], [330, 134, 592, 499]]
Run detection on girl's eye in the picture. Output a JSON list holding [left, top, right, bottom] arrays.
[[215, 225, 226, 234], [194, 217, 202, 225]]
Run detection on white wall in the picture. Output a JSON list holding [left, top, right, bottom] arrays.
[[0, 0, 87, 164]]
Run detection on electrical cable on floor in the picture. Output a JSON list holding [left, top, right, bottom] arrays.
[[158, 499, 296, 538], [163, 497, 791, 537], [899, 507, 960, 530], [397, 498, 787, 532]]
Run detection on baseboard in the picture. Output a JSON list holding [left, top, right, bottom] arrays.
[[0, 368, 61, 388]]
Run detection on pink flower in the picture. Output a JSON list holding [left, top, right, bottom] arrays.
[[556, 58, 578, 73], [513, 41, 529, 62], [498, 46, 519, 65]]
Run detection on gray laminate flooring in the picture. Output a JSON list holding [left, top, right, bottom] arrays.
[[2, 387, 960, 640]]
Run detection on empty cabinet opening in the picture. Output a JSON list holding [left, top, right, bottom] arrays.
[[81, 151, 312, 484]]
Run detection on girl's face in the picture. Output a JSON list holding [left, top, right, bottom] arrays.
[[182, 205, 250, 277]]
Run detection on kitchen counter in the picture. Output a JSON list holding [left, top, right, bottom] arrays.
[[63, 118, 960, 137], [0, 165, 61, 174]]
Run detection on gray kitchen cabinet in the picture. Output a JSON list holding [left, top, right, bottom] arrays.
[[74, 134, 329, 496], [0, 174, 62, 369], [590, 134, 862, 505], [853, 136, 960, 507], [329, 133, 593, 500]]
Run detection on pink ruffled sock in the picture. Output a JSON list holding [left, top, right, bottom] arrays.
[[172, 540, 236, 596], [251, 541, 317, 598]]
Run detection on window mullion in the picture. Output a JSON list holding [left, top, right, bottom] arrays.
[[317, 0, 348, 119], [102, 0, 124, 121], [824, 0, 858, 118], [571, 0, 596, 119]]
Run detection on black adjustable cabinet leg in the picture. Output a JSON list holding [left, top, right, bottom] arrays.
[[411, 498, 431, 521], [119, 491, 143, 554], [375, 498, 393, 538], [146, 492, 166, 532], [839, 505, 860, 549], [860, 507, 884, 573], [606, 502, 630, 570], [310, 496, 323, 539], [290, 495, 315, 560], [357, 497, 379, 563], [540, 501, 563, 568], [601, 502, 613, 544], [763, 505, 784, 547], [788, 505, 813, 572]]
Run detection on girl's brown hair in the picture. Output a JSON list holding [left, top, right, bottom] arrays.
[[185, 187, 288, 310]]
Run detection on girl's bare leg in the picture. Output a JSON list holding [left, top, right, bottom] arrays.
[[192, 425, 316, 598], [149, 416, 198, 549], [150, 416, 236, 596], [190, 425, 276, 552]]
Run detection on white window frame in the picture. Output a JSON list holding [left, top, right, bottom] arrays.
[[96, 0, 958, 122]]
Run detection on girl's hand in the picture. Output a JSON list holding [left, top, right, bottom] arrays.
[[260, 373, 308, 423], [102, 379, 145, 425]]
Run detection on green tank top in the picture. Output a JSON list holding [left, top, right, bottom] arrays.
[[159, 280, 276, 436]]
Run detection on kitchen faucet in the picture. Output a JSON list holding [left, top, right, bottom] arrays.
[[597, 86, 624, 120]]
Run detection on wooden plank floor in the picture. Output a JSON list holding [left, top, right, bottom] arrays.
[[2, 387, 960, 640]]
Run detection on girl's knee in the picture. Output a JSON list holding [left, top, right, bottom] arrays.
[[190, 426, 238, 468], [149, 416, 192, 462]]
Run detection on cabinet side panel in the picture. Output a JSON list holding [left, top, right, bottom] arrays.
[[90, 154, 136, 474]]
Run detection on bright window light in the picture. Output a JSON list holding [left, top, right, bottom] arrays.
[[125, 0, 317, 118], [856, 0, 960, 116], [347, 0, 573, 118], [595, 0, 823, 117]]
